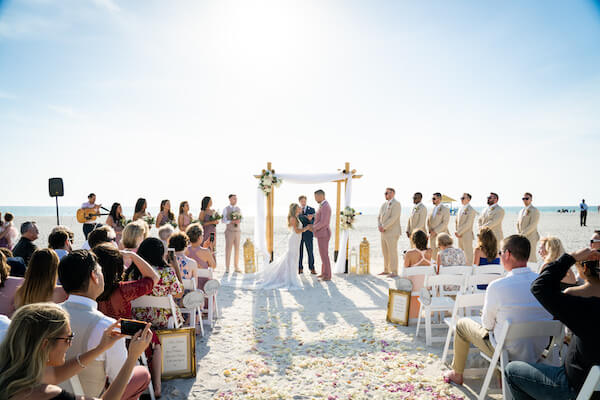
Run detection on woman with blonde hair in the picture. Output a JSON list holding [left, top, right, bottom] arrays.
[[0, 302, 152, 400], [539, 236, 576, 288], [14, 249, 67, 309], [473, 227, 500, 267]]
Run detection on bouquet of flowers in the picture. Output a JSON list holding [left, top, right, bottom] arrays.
[[209, 212, 222, 222], [142, 216, 155, 226], [230, 211, 242, 227], [258, 169, 282, 195], [170, 221, 178, 228], [340, 207, 359, 230], [120, 218, 132, 227]]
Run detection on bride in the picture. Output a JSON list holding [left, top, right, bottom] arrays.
[[257, 203, 312, 290]]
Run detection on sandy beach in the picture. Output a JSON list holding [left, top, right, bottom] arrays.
[[4, 211, 598, 399]]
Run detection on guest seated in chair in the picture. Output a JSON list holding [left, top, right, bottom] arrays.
[[538, 236, 576, 290], [127, 238, 184, 330], [58, 250, 151, 399], [403, 229, 433, 320], [14, 248, 68, 310], [505, 247, 600, 399], [444, 235, 552, 385], [185, 223, 215, 270], [436, 233, 466, 273], [473, 227, 500, 267], [0, 302, 153, 400], [48, 229, 72, 260]]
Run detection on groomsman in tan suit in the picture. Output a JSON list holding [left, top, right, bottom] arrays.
[[406, 192, 427, 239], [427, 192, 450, 259], [378, 188, 401, 277], [517, 192, 540, 262], [478, 192, 505, 243], [455, 193, 477, 265]]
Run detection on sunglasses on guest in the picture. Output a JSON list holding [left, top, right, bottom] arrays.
[[522, 197, 531, 200]]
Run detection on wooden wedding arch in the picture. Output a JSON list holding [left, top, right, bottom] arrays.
[[255, 162, 362, 262]]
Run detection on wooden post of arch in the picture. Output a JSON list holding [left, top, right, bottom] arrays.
[[266, 162, 274, 262]]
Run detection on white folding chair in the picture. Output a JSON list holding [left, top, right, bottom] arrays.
[[577, 365, 600, 400], [473, 265, 505, 275], [180, 278, 205, 336], [462, 273, 502, 294], [416, 274, 467, 346], [69, 376, 85, 396], [478, 319, 564, 400], [438, 265, 473, 276], [140, 353, 156, 400], [441, 292, 486, 365], [198, 268, 220, 326], [131, 294, 182, 329]]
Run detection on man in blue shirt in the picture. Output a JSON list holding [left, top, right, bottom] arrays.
[[580, 199, 588, 227]]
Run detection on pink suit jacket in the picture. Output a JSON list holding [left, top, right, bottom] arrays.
[[313, 200, 332, 239]]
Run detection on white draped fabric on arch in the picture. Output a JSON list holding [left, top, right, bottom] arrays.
[[254, 172, 353, 274]]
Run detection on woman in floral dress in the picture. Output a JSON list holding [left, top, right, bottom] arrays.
[[128, 237, 184, 329]]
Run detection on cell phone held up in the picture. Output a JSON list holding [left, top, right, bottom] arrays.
[[120, 319, 147, 337], [210, 232, 215, 243]]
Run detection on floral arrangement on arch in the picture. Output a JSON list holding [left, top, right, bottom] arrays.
[[340, 207, 359, 230], [258, 170, 282, 195]]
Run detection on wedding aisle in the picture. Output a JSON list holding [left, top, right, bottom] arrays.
[[160, 273, 491, 400]]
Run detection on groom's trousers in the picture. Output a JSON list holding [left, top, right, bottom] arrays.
[[317, 234, 331, 279], [299, 232, 315, 271]]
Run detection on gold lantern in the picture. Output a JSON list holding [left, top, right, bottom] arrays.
[[359, 237, 370, 274], [349, 246, 358, 274], [243, 238, 256, 273]]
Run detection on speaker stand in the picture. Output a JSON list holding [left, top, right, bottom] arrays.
[[54, 196, 60, 225]]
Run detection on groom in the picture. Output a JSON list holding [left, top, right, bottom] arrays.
[[298, 195, 316, 274], [313, 189, 332, 281]]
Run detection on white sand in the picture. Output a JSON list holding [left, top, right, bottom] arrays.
[[7, 211, 598, 399]]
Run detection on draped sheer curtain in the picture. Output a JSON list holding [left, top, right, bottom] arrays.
[[254, 172, 353, 273]]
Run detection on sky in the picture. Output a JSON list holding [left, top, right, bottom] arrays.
[[1, 0, 600, 215]]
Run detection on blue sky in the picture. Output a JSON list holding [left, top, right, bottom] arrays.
[[1, 0, 599, 214]]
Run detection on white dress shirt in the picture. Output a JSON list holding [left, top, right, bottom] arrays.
[[62, 295, 128, 383], [222, 205, 240, 225], [0, 315, 10, 342], [520, 204, 531, 218], [413, 202, 423, 213], [432, 204, 440, 218], [482, 267, 553, 363]]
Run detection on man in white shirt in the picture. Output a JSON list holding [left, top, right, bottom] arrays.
[[58, 250, 151, 399], [81, 193, 103, 240], [444, 235, 553, 385]]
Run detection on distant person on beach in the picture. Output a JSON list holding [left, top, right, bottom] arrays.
[[444, 235, 552, 386], [105, 202, 126, 245], [580, 199, 588, 227], [517, 192, 540, 262], [378, 188, 401, 277], [178, 201, 193, 231], [132, 197, 150, 221], [455, 193, 476, 265], [298, 195, 316, 274], [12, 221, 39, 267], [478, 192, 505, 242], [81, 193, 103, 239], [0, 212, 18, 250], [406, 192, 427, 240], [155, 199, 174, 228], [223, 194, 242, 273], [427, 192, 450, 259]]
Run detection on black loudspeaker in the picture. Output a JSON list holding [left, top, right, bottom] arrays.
[[49, 178, 64, 197]]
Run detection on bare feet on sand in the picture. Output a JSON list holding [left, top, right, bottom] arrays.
[[443, 371, 463, 385]]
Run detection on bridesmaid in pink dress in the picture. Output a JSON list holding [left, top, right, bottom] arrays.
[[199, 196, 219, 248], [156, 199, 174, 228], [178, 201, 193, 232]]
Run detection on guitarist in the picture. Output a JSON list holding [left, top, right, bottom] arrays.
[[81, 193, 103, 239]]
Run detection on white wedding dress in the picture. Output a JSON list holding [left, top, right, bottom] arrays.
[[221, 222, 303, 290]]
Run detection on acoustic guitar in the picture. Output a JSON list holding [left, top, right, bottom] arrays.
[[76, 206, 109, 223]]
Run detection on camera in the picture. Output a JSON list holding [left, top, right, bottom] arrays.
[[582, 260, 599, 271]]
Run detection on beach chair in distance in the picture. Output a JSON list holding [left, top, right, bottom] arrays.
[[181, 278, 205, 336], [441, 292, 486, 365], [576, 365, 600, 400], [416, 274, 466, 346], [478, 319, 564, 400]]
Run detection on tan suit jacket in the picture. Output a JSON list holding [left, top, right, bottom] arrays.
[[427, 204, 450, 258], [378, 198, 401, 274], [478, 204, 505, 242], [378, 199, 401, 235], [406, 203, 427, 236], [517, 205, 540, 262], [455, 204, 477, 265]]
